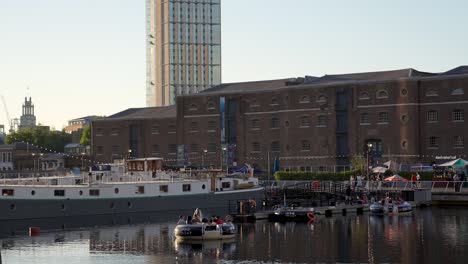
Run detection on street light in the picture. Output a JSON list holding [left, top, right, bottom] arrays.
[[202, 149, 208, 168], [366, 143, 373, 188], [31, 153, 36, 172], [221, 146, 227, 173], [81, 152, 86, 170]]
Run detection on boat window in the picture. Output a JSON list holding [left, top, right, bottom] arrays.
[[2, 189, 14, 196], [183, 184, 191, 192], [31, 190, 36, 196], [221, 182, 231, 189], [202, 184, 206, 190], [114, 188, 119, 194], [89, 189, 100, 196], [54, 190, 65, 196], [160, 185, 168, 193], [137, 186, 145, 194]]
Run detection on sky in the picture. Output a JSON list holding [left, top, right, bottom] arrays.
[[1, 0, 467, 130]]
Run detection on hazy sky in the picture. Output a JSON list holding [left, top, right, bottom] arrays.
[[1, 0, 467, 130]]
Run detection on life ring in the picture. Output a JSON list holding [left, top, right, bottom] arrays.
[[312, 181, 320, 190], [307, 211, 316, 222]]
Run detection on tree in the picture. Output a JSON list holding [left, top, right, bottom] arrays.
[[5, 127, 72, 152], [80, 125, 91, 146], [350, 155, 366, 174]]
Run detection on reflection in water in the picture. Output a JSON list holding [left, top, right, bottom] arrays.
[[1, 208, 468, 263]]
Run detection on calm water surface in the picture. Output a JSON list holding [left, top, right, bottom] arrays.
[[1, 207, 468, 264]]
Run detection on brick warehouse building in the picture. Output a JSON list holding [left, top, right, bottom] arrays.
[[92, 66, 468, 172]]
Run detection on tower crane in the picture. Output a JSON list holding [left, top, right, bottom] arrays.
[[1, 95, 14, 133]]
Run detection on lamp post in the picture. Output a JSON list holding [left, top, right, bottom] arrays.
[[81, 152, 86, 170], [39, 153, 43, 171], [202, 149, 207, 168], [366, 143, 373, 187], [31, 153, 36, 173], [221, 146, 227, 173]]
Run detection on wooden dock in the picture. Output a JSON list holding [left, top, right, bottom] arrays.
[[251, 201, 431, 221]]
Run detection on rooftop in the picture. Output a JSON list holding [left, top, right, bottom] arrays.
[[199, 66, 468, 94], [104, 105, 176, 120]]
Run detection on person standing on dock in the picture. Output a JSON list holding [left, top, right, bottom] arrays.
[[416, 173, 421, 189], [350, 175, 355, 190], [346, 185, 352, 205], [411, 173, 417, 189]]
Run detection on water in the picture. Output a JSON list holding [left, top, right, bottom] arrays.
[[1, 207, 468, 264]]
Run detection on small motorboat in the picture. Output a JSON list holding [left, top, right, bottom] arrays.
[[174, 208, 236, 240], [268, 206, 317, 222], [174, 223, 236, 241], [369, 202, 385, 215], [369, 201, 413, 215]]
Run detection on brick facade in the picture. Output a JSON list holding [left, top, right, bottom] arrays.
[[92, 67, 468, 172]]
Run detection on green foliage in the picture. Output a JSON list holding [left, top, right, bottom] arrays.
[[350, 155, 366, 173], [80, 125, 91, 146], [5, 127, 72, 152], [274, 170, 360, 181]]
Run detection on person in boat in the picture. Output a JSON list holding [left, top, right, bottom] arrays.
[[216, 216, 224, 224], [192, 214, 201, 224], [187, 215, 193, 224], [177, 215, 186, 225]]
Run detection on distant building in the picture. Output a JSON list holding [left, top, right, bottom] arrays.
[[40, 153, 65, 171], [146, 0, 222, 106], [64, 143, 90, 155], [19, 97, 36, 130], [0, 144, 13, 171], [0, 124, 5, 144], [65, 115, 100, 144], [65, 115, 100, 134]]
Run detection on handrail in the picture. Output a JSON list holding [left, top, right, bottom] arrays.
[[260, 180, 468, 193]]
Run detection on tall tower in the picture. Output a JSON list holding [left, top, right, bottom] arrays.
[[19, 97, 36, 129], [146, 0, 222, 107]]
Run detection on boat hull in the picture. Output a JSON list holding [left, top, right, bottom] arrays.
[[0, 188, 264, 221], [174, 223, 236, 241]]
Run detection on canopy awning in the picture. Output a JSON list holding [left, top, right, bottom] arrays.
[[438, 158, 468, 167]]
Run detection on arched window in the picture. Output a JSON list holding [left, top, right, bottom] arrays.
[[451, 88, 464, 95], [271, 97, 279, 106], [425, 89, 438, 97], [316, 95, 327, 103], [299, 96, 310, 104], [359, 92, 370, 100], [250, 98, 259, 107], [376, 90, 388, 99], [189, 104, 198, 111], [207, 102, 215, 110]]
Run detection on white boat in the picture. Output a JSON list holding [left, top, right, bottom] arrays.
[[0, 158, 263, 221], [174, 223, 236, 241], [369, 201, 413, 215]]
